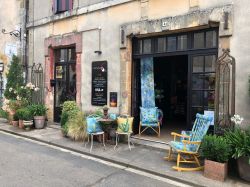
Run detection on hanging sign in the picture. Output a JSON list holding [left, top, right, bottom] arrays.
[[91, 61, 108, 106], [110, 92, 118, 107]]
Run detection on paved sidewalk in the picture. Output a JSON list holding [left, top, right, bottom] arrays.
[[0, 119, 248, 187]]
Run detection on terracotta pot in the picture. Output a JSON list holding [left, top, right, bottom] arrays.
[[19, 120, 24, 129], [23, 120, 33, 131], [8, 112, 14, 125], [204, 159, 228, 181], [12, 120, 19, 127], [34, 116, 45, 129], [237, 156, 250, 182]]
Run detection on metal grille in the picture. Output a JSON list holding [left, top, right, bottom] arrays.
[[30, 63, 44, 104], [215, 49, 235, 134]]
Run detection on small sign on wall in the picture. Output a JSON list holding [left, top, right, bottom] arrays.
[[110, 92, 118, 107], [91, 61, 108, 106]]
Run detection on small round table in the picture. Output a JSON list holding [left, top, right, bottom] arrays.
[[97, 118, 116, 143]]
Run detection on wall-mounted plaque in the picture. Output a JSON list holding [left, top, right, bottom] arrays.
[[91, 61, 108, 106], [110, 92, 117, 107]]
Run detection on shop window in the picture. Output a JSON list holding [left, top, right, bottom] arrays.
[[205, 55, 216, 72], [192, 56, 204, 72], [167, 36, 176, 51], [156, 37, 166, 52], [177, 35, 187, 50], [193, 32, 205, 49], [206, 30, 217, 48], [133, 39, 142, 55], [53, 0, 73, 14], [143, 39, 152, 54]]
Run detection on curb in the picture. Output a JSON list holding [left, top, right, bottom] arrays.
[[0, 127, 203, 187]]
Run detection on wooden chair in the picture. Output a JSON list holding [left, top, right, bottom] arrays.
[[139, 107, 162, 137], [165, 113, 212, 171]]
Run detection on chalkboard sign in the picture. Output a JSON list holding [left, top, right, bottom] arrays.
[[91, 61, 108, 106]]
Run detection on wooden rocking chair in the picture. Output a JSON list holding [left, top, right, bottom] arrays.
[[164, 113, 212, 171]]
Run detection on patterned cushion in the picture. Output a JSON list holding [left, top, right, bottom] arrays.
[[141, 122, 159, 127], [180, 130, 192, 141], [109, 113, 117, 120], [170, 141, 198, 152], [117, 117, 134, 133], [140, 107, 158, 123], [86, 117, 103, 133]]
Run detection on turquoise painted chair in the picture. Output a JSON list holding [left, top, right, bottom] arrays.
[[139, 107, 161, 137], [165, 113, 212, 171], [85, 115, 105, 152]]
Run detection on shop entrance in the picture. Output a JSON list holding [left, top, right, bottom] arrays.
[[154, 55, 188, 138]]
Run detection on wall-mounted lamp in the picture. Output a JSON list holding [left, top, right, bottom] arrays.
[[2, 28, 22, 41], [0, 62, 4, 73]]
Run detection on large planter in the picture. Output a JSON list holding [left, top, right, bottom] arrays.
[[34, 116, 45, 129], [12, 120, 19, 127], [23, 120, 33, 131], [19, 120, 24, 129], [237, 156, 250, 182], [204, 159, 228, 181]]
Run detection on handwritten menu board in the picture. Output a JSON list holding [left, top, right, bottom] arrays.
[[91, 61, 108, 106]]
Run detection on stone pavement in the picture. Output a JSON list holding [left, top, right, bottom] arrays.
[[0, 119, 248, 187]]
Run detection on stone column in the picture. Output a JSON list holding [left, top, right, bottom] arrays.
[[76, 53, 81, 107]]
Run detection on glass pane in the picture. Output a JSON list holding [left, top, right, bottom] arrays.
[[192, 74, 204, 89], [192, 56, 204, 72], [204, 73, 215, 90], [193, 32, 205, 49], [192, 91, 203, 106], [55, 65, 67, 107], [134, 39, 142, 54], [192, 107, 203, 120], [157, 37, 166, 52], [167, 36, 176, 51], [205, 55, 216, 72], [177, 35, 187, 50], [68, 48, 76, 61], [68, 64, 76, 100], [206, 30, 217, 48], [143, 39, 152, 54], [59, 49, 67, 62], [204, 91, 215, 109]]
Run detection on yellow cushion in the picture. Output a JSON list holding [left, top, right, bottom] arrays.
[[117, 117, 134, 133]]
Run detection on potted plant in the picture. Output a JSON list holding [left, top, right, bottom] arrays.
[[22, 107, 33, 131], [225, 127, 250, 182], [30, 104, 47, 129], [12, 113, 19, 127], [200, 135, 231, 181], [16, 108, 25, 129]]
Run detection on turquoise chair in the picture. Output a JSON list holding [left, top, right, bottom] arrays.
[[139, 107, 161, 137], [165, 113, 212, 171], [85, 115, 105, 152]]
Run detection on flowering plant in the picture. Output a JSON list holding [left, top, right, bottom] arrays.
[[231, 114, 244, 126]]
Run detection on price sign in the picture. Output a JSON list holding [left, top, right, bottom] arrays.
[[91, 61, 108, 106]]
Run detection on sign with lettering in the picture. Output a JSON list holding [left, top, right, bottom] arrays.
[[91, 61, 108, 106]]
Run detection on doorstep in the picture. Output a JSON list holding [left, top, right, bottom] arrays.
[[0, 120, 248, 187]]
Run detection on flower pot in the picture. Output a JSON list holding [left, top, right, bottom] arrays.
[[12, 120, 19, 127], [34, 116, 45, 129], [8, 112, 14, 125], [23, 120, 33, 131], [19, 120, 24, 129], [237, 156, 250, 182], [204, 159, 228, 181]]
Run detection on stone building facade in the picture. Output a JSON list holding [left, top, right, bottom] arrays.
[[25, 0, 250, 129]]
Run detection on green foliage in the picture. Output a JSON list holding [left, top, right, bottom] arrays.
[[16, 107, 33, 121], [13, 113, 19, 121], [67, 111, 87, 141], [61, 101, 80, 136], [225, 127, 250, 160], [29, 104, 47, 116], [200, 135, 231, 163], [8, 100, 25, 111], [4, 55, 24, 100], [0, 109, 8, 119], [84, 108, 103, 118]]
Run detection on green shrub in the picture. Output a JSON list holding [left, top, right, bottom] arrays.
[[225, 127, 250, 161], [4, 55, 24, 100], [30, 104, 47, 116], [13, 113, 19, 121], [200, 135, 231, 163], [62, 101, 79, 113], [16, 107, 33, 121], [0, 109, 8, 119], [67, 111, 87, 141]]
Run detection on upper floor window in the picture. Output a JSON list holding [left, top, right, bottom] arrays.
[[53, 0, 73, 14]]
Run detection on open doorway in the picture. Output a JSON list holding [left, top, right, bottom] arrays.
[[154, 55, 188, 142]]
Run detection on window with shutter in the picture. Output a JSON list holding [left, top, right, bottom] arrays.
[[53, 0, 73, 14]]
